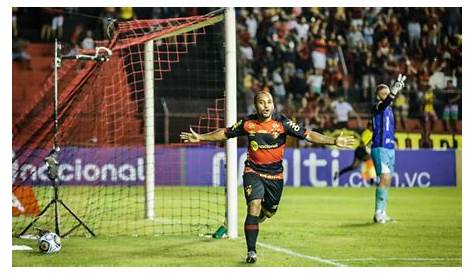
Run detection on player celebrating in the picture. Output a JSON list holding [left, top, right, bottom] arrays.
[[371, 74, 406, 224], [180, 91, 355, 263]]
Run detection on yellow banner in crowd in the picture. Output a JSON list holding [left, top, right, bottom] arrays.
[[321, 129, 462, 150]]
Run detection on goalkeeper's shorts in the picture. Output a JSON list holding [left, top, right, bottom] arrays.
[[371, 147, 395, 176], [242, 168, 284, 215]]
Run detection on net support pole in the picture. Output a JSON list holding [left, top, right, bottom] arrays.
[[225, 7, 238, 239], [144, 40, 155, 220]]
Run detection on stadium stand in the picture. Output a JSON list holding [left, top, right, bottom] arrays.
[[234, 7, 462, 136], [13, 7, 462, 148]]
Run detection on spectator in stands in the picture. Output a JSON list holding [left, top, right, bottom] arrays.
[[235, 7, 458, 124], [242, 72, 256, 115], [81, 30, 95, 50], [298, 94, 317, 131], [331, 95, 361, 129], [239, 30, 254, 66], [295, 42, 313, 73], [288, 68, 308, 104], [428, 59, 447, 89], [442, 7, 461, 37], [388, 14, 402, 39], [394, 90, 409, 130], [349, 7, 364, 29], [347, 25, 365, 49], [51, 8, 65, 40], [306, 68, 324, 97], [311, 34, 327, 71], [316, 95, 333, 128], [442, 80, 461, 133], [407, 12, 422, 47], [12, 37, 32, 70], [360, 50, 377, 103], [259, 46, 277, 75], [40, 8, 53, 41], [362, 20, 375, 47], [295, 16, 310, 41], [272, 66, 287, 108], [422, 87, 437, 133], [119, 7, 135, 21], [245, 9, 258, 41]]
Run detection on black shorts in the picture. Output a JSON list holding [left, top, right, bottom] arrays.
[[243, 172, 284, 214]]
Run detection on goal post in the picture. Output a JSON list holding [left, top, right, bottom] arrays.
[[141, 8, 239, 235], [224, 7, 238, 239], [144, 40, 155, 220]]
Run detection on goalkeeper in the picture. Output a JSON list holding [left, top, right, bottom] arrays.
[[181, 91, 355, 263], [333, 126, 376, 185], [371, 74, 406, 224]]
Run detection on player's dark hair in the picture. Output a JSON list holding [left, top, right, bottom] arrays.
[[254, 91, 272, 105]]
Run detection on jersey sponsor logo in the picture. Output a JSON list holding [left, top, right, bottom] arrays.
[[250, 140, 259, 151], [257, 143, 279, 149], [245, 185, 252, 197], [231, 120, 243, 131], [271, 122, 281, 139], [285, 120, 300, 132]]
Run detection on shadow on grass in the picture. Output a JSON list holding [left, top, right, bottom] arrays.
[[338, 222, 375, 228]]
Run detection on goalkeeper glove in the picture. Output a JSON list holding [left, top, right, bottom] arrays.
[[390, 74, 407, 96]]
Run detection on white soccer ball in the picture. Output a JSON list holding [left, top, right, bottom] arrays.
[[38, 232, 61, 254]]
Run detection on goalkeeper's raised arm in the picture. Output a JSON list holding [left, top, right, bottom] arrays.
[[374, 74, 407, 112]]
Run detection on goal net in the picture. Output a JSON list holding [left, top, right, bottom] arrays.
[[12, 11, 228, 236]]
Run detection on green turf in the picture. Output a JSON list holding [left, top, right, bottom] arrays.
[[12, 187, 461, 267]]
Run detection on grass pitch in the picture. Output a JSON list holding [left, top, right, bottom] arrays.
[[12, 187, 461, 267]]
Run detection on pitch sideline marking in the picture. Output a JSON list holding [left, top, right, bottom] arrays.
[[331, 257, 462, 262], [257, 242, 347, 267]]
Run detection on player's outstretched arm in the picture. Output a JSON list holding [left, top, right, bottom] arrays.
[[180, 128, 227, 143], [305, 131, 355, 149]]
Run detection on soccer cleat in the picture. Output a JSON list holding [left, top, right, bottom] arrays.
[[373, 212, 386, 224], [258, 216, 267, 223], [246, 250, 257, 263], [373, 211, 395, 224]]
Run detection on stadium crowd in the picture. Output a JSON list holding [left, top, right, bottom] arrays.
[[235, 7, 462, 134], [13, 7, 462, 139]]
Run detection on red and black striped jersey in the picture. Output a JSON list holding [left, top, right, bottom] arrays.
[[224, 113, 309, 175]]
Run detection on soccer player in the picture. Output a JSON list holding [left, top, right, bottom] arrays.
[[333, 127, 376, 186], [371, 74, 406, 224], [180, 91, 355, 263]]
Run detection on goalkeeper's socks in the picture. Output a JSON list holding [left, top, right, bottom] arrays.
[[375, 186, 388, 212], [244, 215, 260, 252]]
